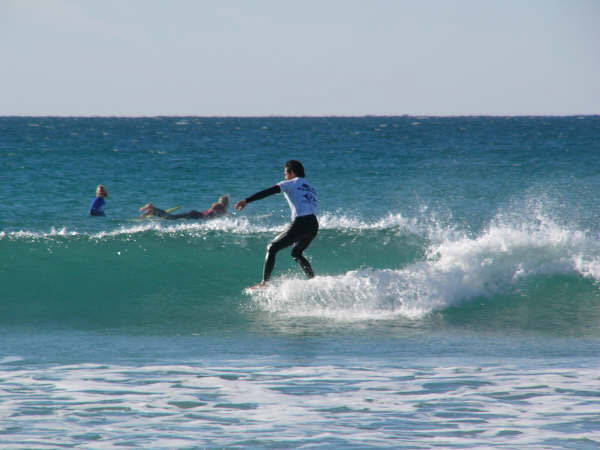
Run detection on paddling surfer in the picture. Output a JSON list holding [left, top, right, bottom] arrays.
[[140, 195, 229, 220]]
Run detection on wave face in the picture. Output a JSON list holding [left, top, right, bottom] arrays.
[[2, 207, 600, 335], [2, 116, 600, 335]]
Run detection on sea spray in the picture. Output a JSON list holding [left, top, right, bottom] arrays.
[[247, 210, 600, 321]]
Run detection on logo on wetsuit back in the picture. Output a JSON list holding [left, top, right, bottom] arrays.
[[299, 183, 317, 205]]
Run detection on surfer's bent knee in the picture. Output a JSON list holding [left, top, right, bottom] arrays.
[[290, 246, 303, 259]]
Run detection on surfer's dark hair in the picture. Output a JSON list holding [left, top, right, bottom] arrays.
[[285, 160, 305, 178]]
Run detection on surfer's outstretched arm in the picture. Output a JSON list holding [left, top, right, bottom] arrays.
[[235, 185, 281, 211]]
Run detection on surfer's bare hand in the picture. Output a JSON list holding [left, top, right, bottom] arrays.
[[235, 200, 247, 211]]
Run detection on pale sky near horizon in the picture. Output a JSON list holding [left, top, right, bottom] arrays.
[[2, 0, 599, 116]]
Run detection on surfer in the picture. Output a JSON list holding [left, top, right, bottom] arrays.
[[89, 185, 108, 216], [140, 195, 229, 220], [235, 160, 318, 288]]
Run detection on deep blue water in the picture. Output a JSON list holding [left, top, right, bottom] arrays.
[[1, 116, 600, 448]]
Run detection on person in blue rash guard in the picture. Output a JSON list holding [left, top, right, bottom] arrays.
[[235, 160, 318, 289], [89, 185, 108, 216]]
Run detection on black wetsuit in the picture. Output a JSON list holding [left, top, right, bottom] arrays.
[[264, 213, 318, 281], [245, 179, 318, 282], [168, 209, 224, 220], [149, 207, 225, 220]]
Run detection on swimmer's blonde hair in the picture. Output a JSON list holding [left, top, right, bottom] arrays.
[[211, 195, 229, 211]]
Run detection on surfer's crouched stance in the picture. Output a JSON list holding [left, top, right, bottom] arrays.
[[140, 195, 229, 220], [235, 160, 318, 288]]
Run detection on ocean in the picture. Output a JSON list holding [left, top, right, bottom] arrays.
[[1, 116, 600, 448]]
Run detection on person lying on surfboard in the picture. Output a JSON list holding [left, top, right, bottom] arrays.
[[235, 160, 318, 289], [139, 195, 229, 220]]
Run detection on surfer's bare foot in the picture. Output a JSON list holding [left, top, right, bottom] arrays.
[[248, 282, 266, 290]]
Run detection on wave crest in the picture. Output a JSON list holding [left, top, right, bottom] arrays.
[[248, 213, 600, 321]]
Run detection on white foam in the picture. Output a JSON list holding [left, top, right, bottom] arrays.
[[0, 356, 24, 364], [0, 215, 279, 240], [249, 270, 436, 321], [318, 211, 417, 232], [1, 210, 418, 241], [2, 361, 598, 448], [249, 213, 600, 321], [0, 227, 81, 240]]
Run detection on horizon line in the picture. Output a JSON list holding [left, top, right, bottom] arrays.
[[1, 113, 598, 119]]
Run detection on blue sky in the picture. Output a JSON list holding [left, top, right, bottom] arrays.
[[2, 0, 599, 116]]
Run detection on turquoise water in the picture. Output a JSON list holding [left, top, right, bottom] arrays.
[[2, 116, 600, 448]]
